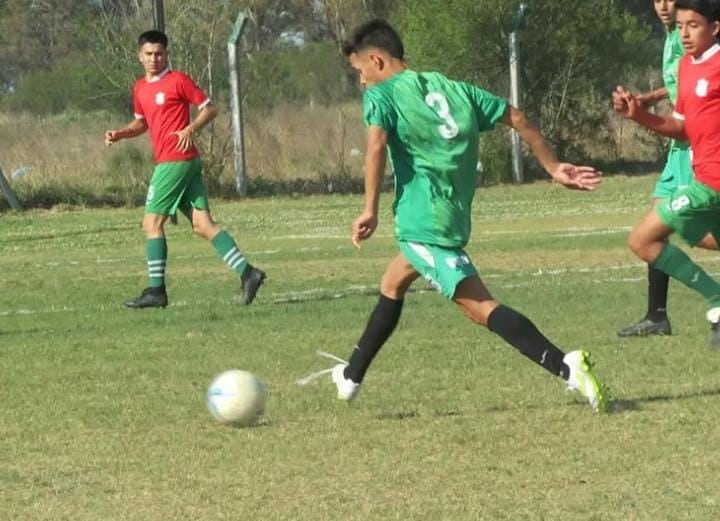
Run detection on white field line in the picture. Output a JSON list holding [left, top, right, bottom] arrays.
[[36, 245, 352, 267], [263, 226, 632, 241], [26, 225, 631, 268], [4, 265, 720, 317]]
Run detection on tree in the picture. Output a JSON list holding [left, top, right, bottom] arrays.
[[395, 0, 655, 178], [0, 0, 95, 91]]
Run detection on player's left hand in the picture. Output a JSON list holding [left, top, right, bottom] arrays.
[[172, 127, 195, 152], [612, 86, 641, 120], [351, 210, 378, 249], [552, 164, 602, 191]]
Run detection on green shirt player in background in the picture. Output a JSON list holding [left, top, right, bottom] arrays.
[[617, 0, 694, 337], [304, 20, 608, 413]]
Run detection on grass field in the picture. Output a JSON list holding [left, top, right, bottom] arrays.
[[2, 175, 720, 520]]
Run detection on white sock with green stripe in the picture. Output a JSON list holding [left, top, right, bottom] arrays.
[[147, 237, 167, 288], [212, 230, 248, 276]]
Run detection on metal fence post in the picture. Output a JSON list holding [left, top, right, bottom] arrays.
[[509, 3, 528, 184], [152, 0, 165, 32], [0, 167, 23, 211], [228, 12, 249, 197]]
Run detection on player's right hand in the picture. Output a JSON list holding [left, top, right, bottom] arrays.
[[104, 130, 119, 146], [552, 164, 602, 191], [352, 210, 378, 249]]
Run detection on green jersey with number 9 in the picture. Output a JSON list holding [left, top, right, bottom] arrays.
[[363, 69, 508, 248]]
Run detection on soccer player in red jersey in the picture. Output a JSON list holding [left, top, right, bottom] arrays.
[[614, 0, 720, 345], [105, 31, 265, 308]]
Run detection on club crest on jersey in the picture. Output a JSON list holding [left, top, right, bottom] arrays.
[[695, 79, 709, 97], [155, 92, 166, 105]]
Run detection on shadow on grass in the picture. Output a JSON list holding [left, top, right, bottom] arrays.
[[610, 386, 720, 413], [0, 328, 48, 336], [272, 286, 436, 305], [371, 388, 720, 420]]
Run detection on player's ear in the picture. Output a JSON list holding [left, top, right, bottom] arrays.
[[713, 21, 720, 38], [371, 53, 385, 71]]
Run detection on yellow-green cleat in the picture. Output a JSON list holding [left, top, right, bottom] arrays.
[[563, 350, 609, 413]]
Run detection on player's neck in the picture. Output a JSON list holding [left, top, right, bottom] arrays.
[[382, 59, 407, 81], [691, 42, 720, 62], [145, 68, 170, 82]]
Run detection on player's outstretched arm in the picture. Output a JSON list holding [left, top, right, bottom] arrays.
[[636, 86, 668, 108], [502, 106, 602, 191], [352, 125, 388, 249], [613, 85, 686, 140], [104, 118, 148, 146]]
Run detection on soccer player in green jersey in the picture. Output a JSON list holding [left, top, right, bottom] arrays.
[[617, 0, 695, 338], [105, 30, 265, 308], [305, 20, 608, 413]]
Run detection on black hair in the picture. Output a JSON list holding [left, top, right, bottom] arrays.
[[675, 0, 720, 22], [341, 19, 404, 59], [138, 30, 168, 48]]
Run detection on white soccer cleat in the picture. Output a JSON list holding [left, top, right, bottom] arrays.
[[331, 363, 360, 401], [563, 350, 609, 413]]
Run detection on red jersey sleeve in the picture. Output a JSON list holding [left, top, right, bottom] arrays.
[[177, 72, 210, 108], [133, 81, 145, 119]]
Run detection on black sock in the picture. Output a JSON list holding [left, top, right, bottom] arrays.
[[487, 305, 569, 380], [345, 294, 404, 383], [646, 264, 669, 322]]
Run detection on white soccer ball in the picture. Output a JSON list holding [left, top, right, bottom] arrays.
[[206, 369, 266, 426]]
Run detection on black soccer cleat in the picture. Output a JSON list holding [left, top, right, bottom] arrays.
[[617, 317, 671, 337], [240, 266, 266, 305], [124, 286, 168, 309]]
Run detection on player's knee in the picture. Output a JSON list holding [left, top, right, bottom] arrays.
[[142, 218, 164, 237], [458, 300, 495, 327], [379, 277, 411, 299], [463, 307, 486, 326], [699, 235, 718, 250], [627, 230, 645, 258]]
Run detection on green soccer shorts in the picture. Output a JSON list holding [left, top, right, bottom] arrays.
[[656, 179, 720, 246], [653, 144, 693, 199], [399, 240, 478, 299], [145, 157, 210, 216]]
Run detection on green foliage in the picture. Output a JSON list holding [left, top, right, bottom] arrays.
[[396, 0, 655, 177], [478, 129, 513, 185], [243, 43, 352, 109], [0, 0, 95, 91], [103, 143, 154, 203], [1, 57, 130, 115]]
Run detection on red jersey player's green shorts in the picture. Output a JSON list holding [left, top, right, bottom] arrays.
[[652, 143, 693, 199], [656, 179, 720, 246], [145, 157, 210, 216], [399, 240, 478, 299]]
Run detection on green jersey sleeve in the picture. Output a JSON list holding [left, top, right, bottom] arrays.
[[362, 88, 397, 131], [663, 28, 684, 105], [464, 84, 508, 132]]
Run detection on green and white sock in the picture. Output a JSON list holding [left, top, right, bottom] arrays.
[[212, 230, 248, 276], [653, 242, 720, 307], [147, 237, 167, 288]]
